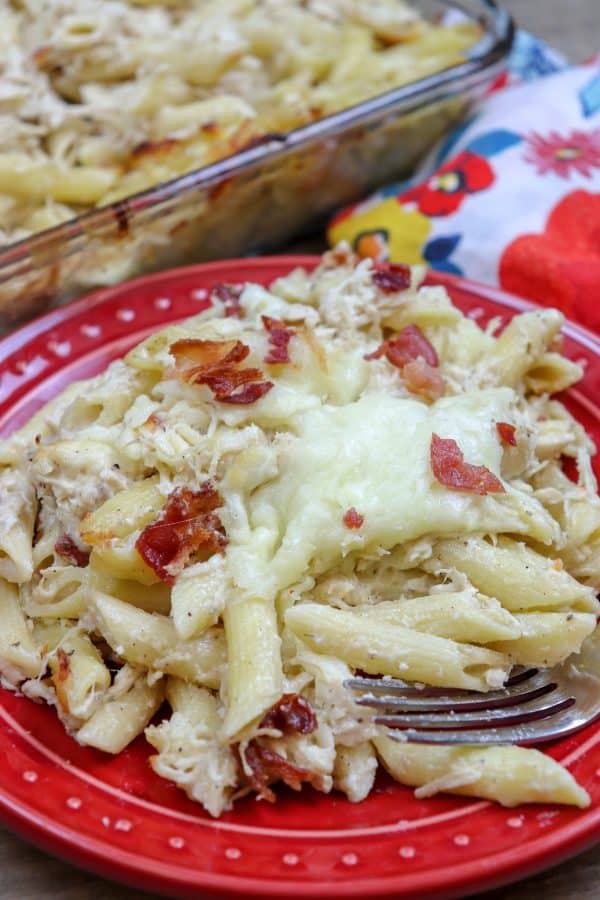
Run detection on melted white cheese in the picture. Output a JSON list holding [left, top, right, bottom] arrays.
[[225, 388, 559, 600]]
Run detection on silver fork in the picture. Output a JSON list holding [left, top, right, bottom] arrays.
[[345, 662, 600, 745]]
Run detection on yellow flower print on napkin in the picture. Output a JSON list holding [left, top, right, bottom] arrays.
[[327, 198, 431, 263]]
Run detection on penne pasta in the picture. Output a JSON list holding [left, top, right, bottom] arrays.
[[0, 247, 597, 817], [91, 591, 225, 687], [171, 556, 227, 639], [374, 736, 590, 808], [49, 632, 111, 720], [77, 669, 164, 753], [432, 536, 599, 613], [0, 579, 42, 681], [223, 596, 283, 739], [286, 603, 510, 691], [352, 590, 521, 644], [489, 611, 597, 667], [483, 310, 564, 387]]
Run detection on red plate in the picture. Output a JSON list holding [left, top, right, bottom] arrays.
[[1, 258, 600, 900]]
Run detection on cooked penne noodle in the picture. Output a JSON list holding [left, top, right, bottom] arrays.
[[484, 310, 564, 387], [432, 536, 599, 613], [489, 611, 597, 667], [49, 633, 111, 719], [352, 590, 521, 644], [77, 670, 164, 753], [91, 591, 225, 688], [0, 248, 597, 816], [171, 557, 227, 639], [286, 603, 510, 691], [223, 596, 283, 739], [0, 579, 42, 680], [374, 736, 590, 808], [0, 469, 36, 583]]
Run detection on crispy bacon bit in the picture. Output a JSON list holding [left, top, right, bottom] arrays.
[[212, 282, 243, 317], [55, 535, 90, 568], [365, 325, 444, 399], [259, 694, 318, 735], [560, 454, 579, 484], [262, 316, 295, 364], [169, 338, 273, 405], [244, 742, 322, 803], [372, 262, 411, 293], [402, 359, 446, 402], [365, 324, 438, 368], [343, 507, 364, 530], [56, 647, 70, 682], [135, 484, 227, 584], [496, 422, 517, 447], [430, 434, 506, 495]]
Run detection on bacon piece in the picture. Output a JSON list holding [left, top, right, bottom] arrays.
[[343, 507, 364, 530], [55, 535, 90, 568], [212, 282, 243, 317], [170, 338, 248, 375], [259, 694, 318, 735], [135, 484, 227, 584], [365, 325, 444, 399], [169, 338, 273, 405], [262, 316, 295, 364], [430, 434, 506, 495], [560, 454, 579, 484], [372, 262, 411, 293], [496, 422, 517, 447], [402, 359, 446, 402], [218, 381, 274, 405], [244, 742, 323, 803], [365, 325, 438, 369]]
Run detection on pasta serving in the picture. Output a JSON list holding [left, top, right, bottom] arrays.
[[1, 246, 598, 816], [0, 0, 479, 245]]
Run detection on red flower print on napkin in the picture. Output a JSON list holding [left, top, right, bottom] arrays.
[[524, 129, 600, 179], [499, 190, 600, 331], [398, 151, 495, 216]]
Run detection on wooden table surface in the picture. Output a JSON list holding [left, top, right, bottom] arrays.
[[2, 0, 599, 897]]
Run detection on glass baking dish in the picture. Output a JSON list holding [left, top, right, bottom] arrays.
[[0, 0, 513, 326]]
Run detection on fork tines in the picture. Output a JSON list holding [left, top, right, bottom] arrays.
[[345, 668, 578, 745]]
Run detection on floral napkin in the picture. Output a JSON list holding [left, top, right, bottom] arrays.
[[328, 33, 600, 332]]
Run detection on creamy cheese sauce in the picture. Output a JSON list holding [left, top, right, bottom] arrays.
[[225, 388, 558, 600]]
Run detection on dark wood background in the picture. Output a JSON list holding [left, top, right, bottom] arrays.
[[2, 1, 599, 896]]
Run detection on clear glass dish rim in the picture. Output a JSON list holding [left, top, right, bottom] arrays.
[[0, 0, 514, 280]]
